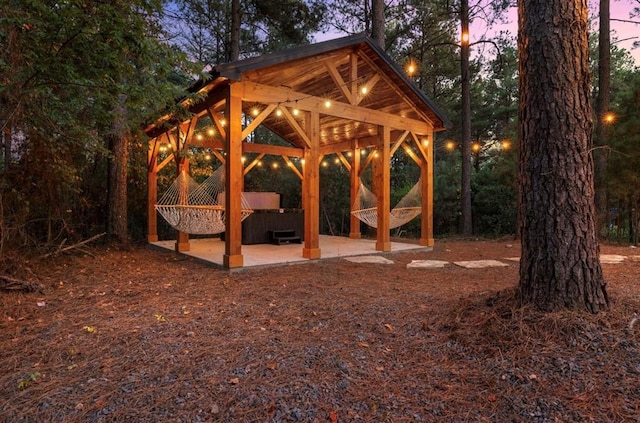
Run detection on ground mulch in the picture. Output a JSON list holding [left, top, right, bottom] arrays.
[[1, 239, 639, 422]]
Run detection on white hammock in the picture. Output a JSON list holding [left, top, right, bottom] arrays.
[[155, 165, 253, 234], [351, 178, 422, 229]]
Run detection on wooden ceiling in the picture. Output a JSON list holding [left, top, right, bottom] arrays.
[[145, 34, 450, 153]]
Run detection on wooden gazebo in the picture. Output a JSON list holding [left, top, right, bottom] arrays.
[[144, 34, 450, 269]]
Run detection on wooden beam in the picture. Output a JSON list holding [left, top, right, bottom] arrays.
[[238, 81, 432, 134], [356, 50, 437, 128], [303, 110, 321, 259], [242, 104, 276, 141], [175, 160, 190, 252], [280, 106, 311, 148], [390, 130, 410, 156], [350, 53, 358, 105], [359, 149, 376, 176], [283, 155, 303, 180], [349, 142, 361, 239], [147, 143, 158, 243], [243, 153, 265, 175], [411, 132, 430, 163], [375, 125, 391, 252], [324, 59, 353, 104], [207, 108, 227, 140], [242, 142, 304, 158], [223, 84, 244, 268], [420, 130, 434, 247], [355, 73, 381, 106], [211, 149, 226, 164], [336, 151, 351, 172]]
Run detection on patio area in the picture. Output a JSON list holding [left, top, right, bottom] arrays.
[[151, 235, 430, 269]]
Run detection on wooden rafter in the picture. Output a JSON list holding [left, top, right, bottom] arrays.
[[324, 59, 354, 104], [239, 81, 432, 134], [243, 153, 265, 175], [336, 151, 351, 172], [390, 130, 410, 156], [283, 155, 303, 180], [242, 104, 277, 140], [280, 107, 312, 148], [411, 132, 430, 162]]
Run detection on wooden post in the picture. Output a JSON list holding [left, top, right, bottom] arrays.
[[175, 159, 190, 252], [349, 141, 361, 239], [147, 141, 159, 243], [303, 110, 321, 259], [224, 84, 244, 268], [420, 132, 435, 246], [375, 126, 391, 252]]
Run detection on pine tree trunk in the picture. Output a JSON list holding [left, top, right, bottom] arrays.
[[594, 0, 611, 237], [229, 0, 240, 62], [460, 0, 472, 236], [518, 0, 609, 312], [107, 97, 129, 246], [371, 0, 385, 49]]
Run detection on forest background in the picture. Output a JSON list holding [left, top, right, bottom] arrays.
[[1, 0, 639, 256]]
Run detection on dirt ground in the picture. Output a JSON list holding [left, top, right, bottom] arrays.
[[1, 239, 639, 422]]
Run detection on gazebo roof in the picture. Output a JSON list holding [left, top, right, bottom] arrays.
[[146, 34, 450, 151]]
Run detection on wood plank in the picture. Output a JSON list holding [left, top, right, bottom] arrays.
[[390, 130, 409, 156], [238, 81, 432, 134], [283, 155, 303, 180], [324, 59, 353, 104], [223, 84, 244, 268], [147, 147, 158, 243], [349, 143, 361, 239], [243, 153, 265, 176], [303, 110, 321, 259], [375, 126, 391, 252], [420, 130, 434, 246], [242, 142, 304, 158], [280, 106, 311, 148], [242, 104, 276, 141]]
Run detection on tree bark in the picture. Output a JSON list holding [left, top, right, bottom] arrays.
[[229, 0, 240, 62], [518, 0, 609, 312], [371, 0, 385, 49], [107, 98, 129, 246], [594, 0, 611, 237], [460, 0, 472, 236]]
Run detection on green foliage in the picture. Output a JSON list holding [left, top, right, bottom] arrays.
[[0, 0, 194, 251]]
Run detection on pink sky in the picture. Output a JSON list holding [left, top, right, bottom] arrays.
[[472, 2, 639, 65]]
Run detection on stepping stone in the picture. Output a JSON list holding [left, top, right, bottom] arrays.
[[407, 260, 449, 269], [345, 256, 394, 264], [600, 254, 626, 264], [454, 260, 509, 269]]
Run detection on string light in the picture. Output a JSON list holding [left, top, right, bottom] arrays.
[[321, 161, 328, 167], [604, 112, 615, 124], [360, 86, 368, 95], [324, 99, 331, 108], [446, 141, 456, 150], [241, 156, 247, 163], [204, 153, 211, 161], [196, 133, 203, 141], [207, 127, 216, 136], [251, 107, 259, 117], [272, 162, 279, 169], [220, 118, 226, 127], [276, 108, 283, 117], [406, 60, 417, 77], [501, 140, 511, 150], [422, 138, 429, 147]]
